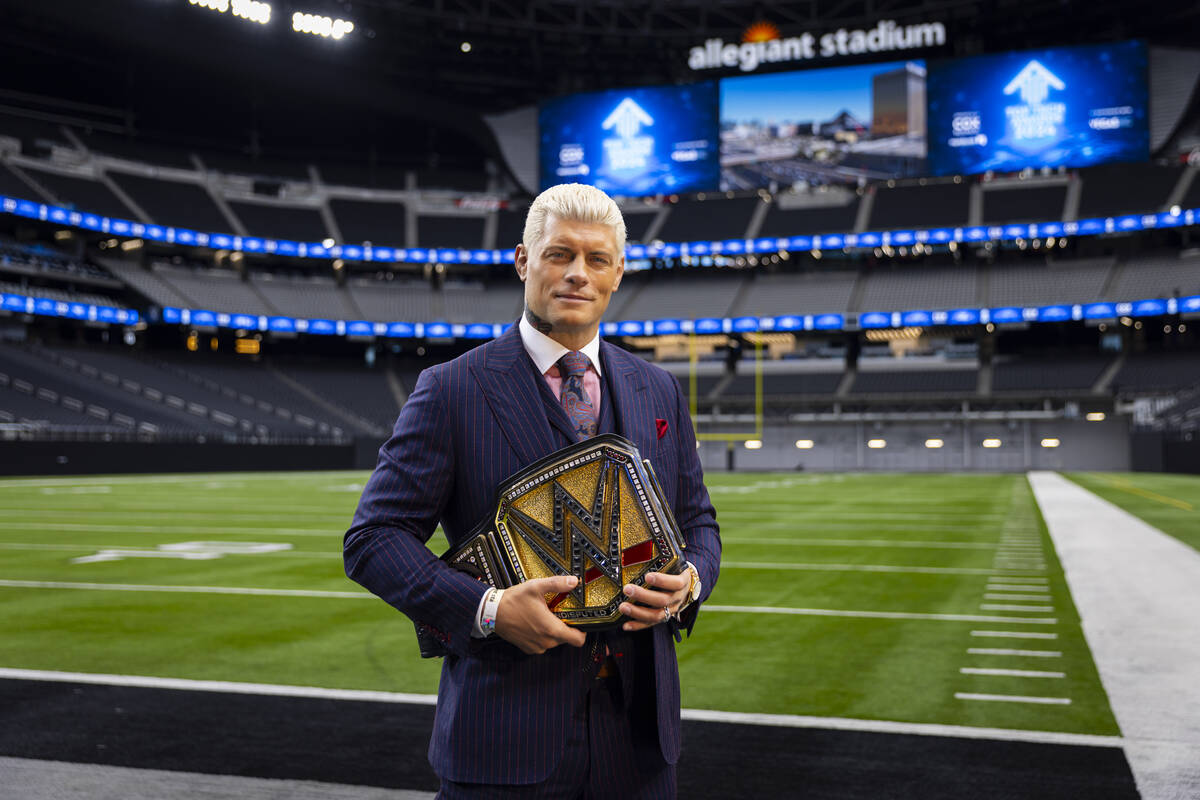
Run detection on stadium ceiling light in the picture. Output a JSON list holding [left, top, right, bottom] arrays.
[[292, 11, 355, 39], [925, 439, 944, 449], [1085, 412, 1106, 422], [461, 41, 472, 53], [1171, 204, 1182, 216], [1040, 438, 1061, 448], [190, 0, 272, 25], [867, 439, 886, 449], [795, 439, 814, 449], [744, 439, 763, 450], [982, 438, 1002, 448], [322, 237, 336, 248]]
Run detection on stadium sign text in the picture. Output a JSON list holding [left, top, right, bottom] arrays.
[[688, 19, 947, 72]]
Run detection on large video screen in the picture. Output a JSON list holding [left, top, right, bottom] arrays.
[[719, 60, 927, 190], [927, 41, 1148, 176], [539, 82, 719, 196]]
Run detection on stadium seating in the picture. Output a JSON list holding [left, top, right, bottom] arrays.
[[0, 279, 127, 311], [611, 274, 746, 321], [107, 173, 231, 232], [346, 278, 436, 322], [0, 163, 35, 198], [1112, 352, 1200, 392], [730, 270, 858, 316], [656, 196, 760, 242], [19, 164, 136, 220], [329, 198, 407, 245], [721, 370, 842, 398], [254, 273, 360, 320], [856, 264, 979, 311], [227, 202, 329, 242], [869, 182, 971, 229], [992, 356, 1113, 392], [988, 257, 1115, 306], [275, 363, 400, 432], [851, 368, 978, 394], [441, 281, 523, 324], [757, 196, 860, 237], [1107, 251, 1200, 300], [1077, 163, 1182, 218], [981, 185, 1067, 225], [416, 214, 486, 249]]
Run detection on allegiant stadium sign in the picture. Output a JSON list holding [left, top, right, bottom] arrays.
[[688, 19, 947, 72]]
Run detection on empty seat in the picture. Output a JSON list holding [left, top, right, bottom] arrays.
[[228, 202, 327, 242], [21, 166, 135, 219], [657, 197, 759, 242], [870, 183, 970, 229], [416, 215, 486, 249], [981, 185, 1067, 225], [330, 198, 407, 246], [108, 173, 229, 232]]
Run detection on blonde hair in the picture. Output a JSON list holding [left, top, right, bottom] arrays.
[[522, 183, 626, 255]]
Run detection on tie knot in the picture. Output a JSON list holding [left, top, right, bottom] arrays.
[[558, 351, 590, 379]]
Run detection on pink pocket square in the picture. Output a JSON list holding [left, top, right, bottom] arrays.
[[655, 418, 668, 439]]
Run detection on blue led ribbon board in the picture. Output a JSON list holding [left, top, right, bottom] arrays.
[[539, 82, 720, 196], [927, 41, 1149, 176]]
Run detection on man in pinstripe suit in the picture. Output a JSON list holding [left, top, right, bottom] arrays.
[[345, 183, 721, 798]]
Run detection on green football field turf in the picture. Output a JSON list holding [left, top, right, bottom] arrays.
[[0, 470, 1126, 736], [1067, 472, 1200, 554]]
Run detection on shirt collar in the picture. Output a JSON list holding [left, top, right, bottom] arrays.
[[518, 314, 603, 377]]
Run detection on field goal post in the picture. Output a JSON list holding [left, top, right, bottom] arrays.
[[688, 332, 764, 442]]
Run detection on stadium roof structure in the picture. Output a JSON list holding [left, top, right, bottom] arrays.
[[1, 0, 1198, 173]]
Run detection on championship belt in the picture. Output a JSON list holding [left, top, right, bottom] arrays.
[[415, 433, 687, 657]]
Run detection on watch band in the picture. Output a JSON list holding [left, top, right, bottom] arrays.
[[684, 561, 701, 607], [480, 588, 504, 636]]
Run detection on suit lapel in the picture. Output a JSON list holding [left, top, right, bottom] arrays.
[[600, 341, 655, 457], [471, 324, 559, 466]]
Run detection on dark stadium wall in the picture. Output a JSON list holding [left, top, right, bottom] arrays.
[[698, 418, 1132, 472], [0, 441, 365, 477], [1132, 431, 1200, 474]]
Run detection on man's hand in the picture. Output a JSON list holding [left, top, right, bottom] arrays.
[[619, 570, 691, 632], [495, 576, 588, 654]]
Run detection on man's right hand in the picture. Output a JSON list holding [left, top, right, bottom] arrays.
[[495, 576, 588, 654]]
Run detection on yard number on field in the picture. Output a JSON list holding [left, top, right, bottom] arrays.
[[71, 541, 292, 564]]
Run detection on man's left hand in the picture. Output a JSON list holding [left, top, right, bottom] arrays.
[[619, 571, 690, 632]]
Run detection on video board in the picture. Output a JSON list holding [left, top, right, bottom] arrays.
[[539, 82, 720, 196], [926, 41, 1148, 175], [719, 60, 927, 190]]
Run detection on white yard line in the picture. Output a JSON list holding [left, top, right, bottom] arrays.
[[959, 668, 1065, 678], [0, 580, 1059, 624], [986, 577, 1049, 583], [0, 668, 1123, 747], [721, 562, 1042, 576], [703, 605, 1057, 624], [0, 543, 339, 558], [984, 593, 1052, 601], [967, 648, 1063, 657], [0, 579, 371, 599], [955, 693, 1071, 705], [722, 537, 998, 549], [1028, 471, 1200, 800], [986, 585, 1051, 592], [0, 522, 339, 536], [979, 604, 1055, 612], [970, 631, 1058, 640]]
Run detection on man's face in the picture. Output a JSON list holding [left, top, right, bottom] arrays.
[[515, 214, 624, 342]]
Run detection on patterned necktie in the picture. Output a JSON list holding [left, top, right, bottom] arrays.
[[557, 351, 598, 440]]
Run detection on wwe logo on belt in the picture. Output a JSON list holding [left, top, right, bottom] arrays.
[[506, 462, 623, 607]]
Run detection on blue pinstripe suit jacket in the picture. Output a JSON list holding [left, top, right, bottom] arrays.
[[344, 322, 721, 785]]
